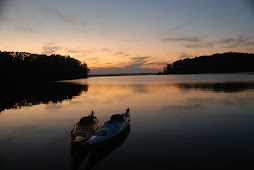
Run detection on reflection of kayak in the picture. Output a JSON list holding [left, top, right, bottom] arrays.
[[86, 126, 131, 170], [87, 108, 130, 149], [70, 126, 130, 170], [71, 145, 89, 170], [70, 112, 99, 145]]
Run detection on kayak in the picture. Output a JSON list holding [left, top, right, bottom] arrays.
[[87, 108, 130, 149], [71, 126, 130, 170], [70, 112, 99, 145], [86, 126, 130, 169]]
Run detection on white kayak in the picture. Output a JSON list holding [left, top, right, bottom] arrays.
[[87, 108, 130, 148]]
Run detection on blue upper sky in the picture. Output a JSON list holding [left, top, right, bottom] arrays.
[[0, 0, 254, 74]]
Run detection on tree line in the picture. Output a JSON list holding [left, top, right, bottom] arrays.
[[0, 51, 90, 82], [0, 82, 88, 113], [163, 52, 254, 74]]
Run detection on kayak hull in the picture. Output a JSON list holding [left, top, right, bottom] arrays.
[[87, 124, 130, 151], [70, 116, 99, 145], [87, 113, 130, 150]]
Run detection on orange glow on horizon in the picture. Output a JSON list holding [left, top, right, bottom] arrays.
[[1, 32, 254, 73]]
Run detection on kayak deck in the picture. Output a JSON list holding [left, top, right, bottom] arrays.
[[87, 109, 130, 147]]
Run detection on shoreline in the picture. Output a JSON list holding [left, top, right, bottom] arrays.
[[88, 72, 254, 78]]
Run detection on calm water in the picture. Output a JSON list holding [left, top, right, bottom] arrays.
[[1, 74, 254, 169]]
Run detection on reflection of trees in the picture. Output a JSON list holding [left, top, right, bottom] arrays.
[[176, 82, 254, 93], [0, 83, 88, 113]]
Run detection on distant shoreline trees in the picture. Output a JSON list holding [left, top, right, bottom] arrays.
[[163, 52, 254, 74], [0, 51, 90, 82]]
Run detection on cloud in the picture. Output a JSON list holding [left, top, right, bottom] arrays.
[[161, 35, 204, 43], [66, 48, 97, 55], [123, 39, 141, 43], [66, 48, 112, 55], [246, 0, 254, 14], [184, 42, 214, 48], [244, 41, 254, 46], [90, 66, 160, 74], [83, 49, 96, 55], [125, 56, 151, 68], [160, 34, 209, 48], [143, 61, 169, 66], [89, 56, 161, 74], [131, 56, 151, 63], [217, 35, 252, 48], [15, 25, 36, 32], [41, 43, 61, 54], [86, 57, 100, 61], [161, 33, 254, 49], [167, 25, 185, 32], [100, 48, 111, 52], [39, 6, 88, 28], [80, 21, 87, 28], [0, 0, 11, 22], [113, 50, 131, 57], [179, 52, 193, 59], [114, 52, 125, 55], [66, 49, 81, 54], [39, 7, 75, 24], [38, 5, 90, 33]]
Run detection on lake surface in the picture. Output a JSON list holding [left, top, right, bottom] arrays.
[[1, 74, 254, 169]]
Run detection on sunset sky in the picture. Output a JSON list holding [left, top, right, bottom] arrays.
[[0, 0, 254, 74]]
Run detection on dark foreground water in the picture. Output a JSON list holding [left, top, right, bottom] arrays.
[[1, 74, 254, 170]]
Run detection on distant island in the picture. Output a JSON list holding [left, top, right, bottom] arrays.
[[162, 52, 254, 74], [0, 51, 89, 82]]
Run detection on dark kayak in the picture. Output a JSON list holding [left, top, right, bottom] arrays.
[[70, 112, 99, 145]]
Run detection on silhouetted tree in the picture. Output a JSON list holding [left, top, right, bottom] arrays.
[[0, 51, 90, 82], [163, 52, 254, 74]]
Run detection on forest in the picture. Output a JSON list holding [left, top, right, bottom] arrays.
[[163, 52, 254, 74], [0, 51, 90, 82]]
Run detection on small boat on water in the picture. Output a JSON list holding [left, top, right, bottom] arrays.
[[70, 111, 99, 145], [87, 108, 130, 149], [86, 126, 130, 170], [70, 126, 131, 170]]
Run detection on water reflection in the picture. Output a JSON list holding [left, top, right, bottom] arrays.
[[71, 146, 89, 170], [176, 81, 254, 92], [1, 75, 254, 169], [2, 81, 254, 113], [71, 126, 130, 170], [0, 83, 88, 113]]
